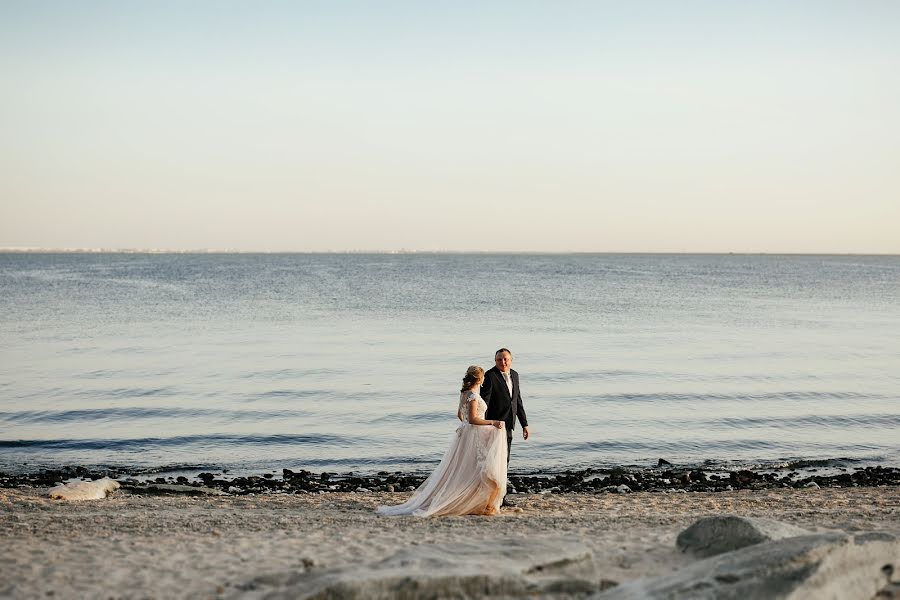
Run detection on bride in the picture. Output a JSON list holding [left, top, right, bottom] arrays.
[[376, 365, 508, 517]]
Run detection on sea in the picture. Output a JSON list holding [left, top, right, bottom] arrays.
[[1, 253, 898, 478]]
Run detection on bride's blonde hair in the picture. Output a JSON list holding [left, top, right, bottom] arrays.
[[460, 365, 484, 392]]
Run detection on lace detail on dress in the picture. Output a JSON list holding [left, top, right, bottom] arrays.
[[458, 391, 491, 466], [459, 391, 487, 424]]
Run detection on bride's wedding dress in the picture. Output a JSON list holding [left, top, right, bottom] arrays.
[[376, 390, 507, 517]]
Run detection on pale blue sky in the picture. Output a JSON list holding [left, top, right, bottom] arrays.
[[2, 1, 899, 252]]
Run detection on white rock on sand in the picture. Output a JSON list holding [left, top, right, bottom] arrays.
[[47, 477, 120, 501]]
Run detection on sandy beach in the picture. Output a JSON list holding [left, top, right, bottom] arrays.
[[2, 486, 898, 598]]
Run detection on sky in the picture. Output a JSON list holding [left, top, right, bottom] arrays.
[[1, 1, 899, 253]]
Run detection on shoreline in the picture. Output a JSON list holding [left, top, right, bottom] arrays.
[[3, 485, 898, 598], [4, 463, 899, 496]]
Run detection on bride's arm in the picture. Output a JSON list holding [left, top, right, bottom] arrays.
[[467, 399, 503, 429]]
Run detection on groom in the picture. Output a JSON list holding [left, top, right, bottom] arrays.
[[480, 347, 530, 507]]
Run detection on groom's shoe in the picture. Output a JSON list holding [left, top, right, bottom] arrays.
[[501, 497, 517, 508]]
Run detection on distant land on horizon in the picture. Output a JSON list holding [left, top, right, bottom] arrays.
[[1, 247, 898, 257]]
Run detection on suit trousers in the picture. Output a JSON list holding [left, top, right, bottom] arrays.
[[506, 430, 513, 465]]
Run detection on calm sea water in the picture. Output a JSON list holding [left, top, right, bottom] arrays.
[[1, 253, 898, 476]]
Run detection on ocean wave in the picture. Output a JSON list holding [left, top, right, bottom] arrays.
[[0, 433, 363, 451], [71, 368, 178, 380], [557, 390, 891, 403], [530, 369, 654, 383], [711, 413, 900, 429], [240, 368, 346, 380], [568, 412, 900, 431], [242, 389, 379, 402], [254, 389, 325, 399], [73, 386, 177, 399], [0, 407, 313, 424], [291, 455, 442, 468], [369, 412, 449, 424], [531, 372, 867, 384], [779, 457, 867, 469], [536, 438, 888, 455], [130, 462, 225, 474], [692, 456, 879, 472]]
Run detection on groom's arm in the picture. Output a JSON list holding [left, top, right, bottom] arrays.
[[515, 372, 529, 437], [516, 394, 528, 429]]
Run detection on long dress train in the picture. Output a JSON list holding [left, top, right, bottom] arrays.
[[376, 390, 507, 517]]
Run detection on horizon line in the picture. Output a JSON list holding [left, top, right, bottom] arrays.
[[1, 247, 898, 257]]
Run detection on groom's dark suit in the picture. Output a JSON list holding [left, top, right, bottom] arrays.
[[480, 366, 528, 464]]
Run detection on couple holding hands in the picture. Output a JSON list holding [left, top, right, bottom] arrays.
[[377, 348, 530, 517]]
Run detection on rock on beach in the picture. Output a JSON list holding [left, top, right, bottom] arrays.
[[47, 477, 120, 501], [239, 538, 603, 599], [599, 530, 900, 600], [676, 515, 810, 558]]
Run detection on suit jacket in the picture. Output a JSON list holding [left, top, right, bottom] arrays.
[[480, 366, 528, 433]]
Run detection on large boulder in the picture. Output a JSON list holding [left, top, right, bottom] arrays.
[[677, 515, 810, 558], [595, 531, 900, 600], [234, 538, 611, 599]]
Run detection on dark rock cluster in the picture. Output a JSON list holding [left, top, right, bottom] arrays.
[[0, 465, 118, 488], [2, 464, 898, 496], [507, 465, 900, 495], [182, 469, 429, 495]]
